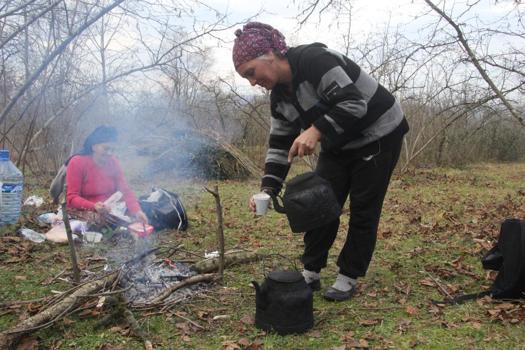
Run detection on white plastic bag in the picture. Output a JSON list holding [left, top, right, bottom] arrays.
[[23, 195, 44, 207], [19, 228, 46, 243]]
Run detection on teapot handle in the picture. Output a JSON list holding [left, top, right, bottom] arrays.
[[252, 280, 268, 309], [270, 194, 286, 214], [251, 280, 261, 294]]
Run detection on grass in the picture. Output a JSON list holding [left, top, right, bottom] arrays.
[[2, 162, 525, 349]]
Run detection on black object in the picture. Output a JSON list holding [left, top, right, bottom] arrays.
[[481, 246, 503, 271], [271, 172, 341, 233], [486, 219, 525, 299], [139, 188, 188, 231], [252, 270, 313, 335], [437, 218, 525, 304]]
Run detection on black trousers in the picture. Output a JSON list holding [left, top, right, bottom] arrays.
[[301, 130, 404, 278]]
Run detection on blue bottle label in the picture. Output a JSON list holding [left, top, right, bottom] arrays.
[[2, 183, 23, 193]]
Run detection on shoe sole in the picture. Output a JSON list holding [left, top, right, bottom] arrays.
[[323, 287, 356, 301]]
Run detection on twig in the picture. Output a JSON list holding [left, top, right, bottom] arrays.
[[5, 304, 75, 334], [352, 306, 406, 311], [123, 248, 160, 267], [163, 244, 184, 259], [149, 273, 218, 304], [423, 270, 454, 302], [173, 312, 205, 330], [61, 202, 80, 284], [0, 296, 54, 308], [176, 248, 205, 259], [40, 269, 66, 286], [78, 286, 132, 298], [204, 186, 225, 280]]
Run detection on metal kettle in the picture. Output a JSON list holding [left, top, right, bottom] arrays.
[[271, 172, 341, 233], [252, 270, 313, 335]]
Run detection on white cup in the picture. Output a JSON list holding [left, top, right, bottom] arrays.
[[84, 231, 102, 243], [253, 192, 271, 215]]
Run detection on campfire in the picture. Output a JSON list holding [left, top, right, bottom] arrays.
[[0, 185, 261, 349], [120, 252, 203, 306]]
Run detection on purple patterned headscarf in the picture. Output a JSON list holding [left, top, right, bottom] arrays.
[[232, 22, 288, 69]]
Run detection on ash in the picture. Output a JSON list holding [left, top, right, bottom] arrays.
[[103, 231, 207, 306], [122, 259, 205, 305]]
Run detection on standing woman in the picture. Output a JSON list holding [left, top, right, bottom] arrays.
[[235, 22, 409, 301], [66, 126, 148, 228]]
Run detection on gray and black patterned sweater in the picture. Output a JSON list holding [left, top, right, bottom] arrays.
[[262, 43, 408, 193]]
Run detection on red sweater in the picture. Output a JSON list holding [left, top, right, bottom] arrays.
[[66, 155, 141, 214]]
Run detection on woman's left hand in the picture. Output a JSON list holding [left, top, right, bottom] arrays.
[[134, 211, 149, 225]]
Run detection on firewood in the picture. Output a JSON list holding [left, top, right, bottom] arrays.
[[149, 273, 218, 304], [192, 251, 260, 273], [0, 272, 118, 349], [204, 186, 225, 280]]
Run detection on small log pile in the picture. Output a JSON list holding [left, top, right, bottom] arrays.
[[0, 186, 264, 349], [0, 245, 260, 349]]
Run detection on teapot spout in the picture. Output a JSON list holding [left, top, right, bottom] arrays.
[[251, 280, 261, 293]]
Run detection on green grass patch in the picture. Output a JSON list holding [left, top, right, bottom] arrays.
[[2, 163, 525, 349]]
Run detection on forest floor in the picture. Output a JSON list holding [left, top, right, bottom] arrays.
[[1, 162, 525, 350]]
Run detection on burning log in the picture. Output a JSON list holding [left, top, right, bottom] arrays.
[[192, 251, 260, 274], [0, 272, 118, 349]]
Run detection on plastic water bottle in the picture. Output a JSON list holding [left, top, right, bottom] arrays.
[[0, 149, 23, 225]]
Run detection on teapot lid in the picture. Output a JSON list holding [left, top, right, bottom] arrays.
[[267, 270, 303, 283]]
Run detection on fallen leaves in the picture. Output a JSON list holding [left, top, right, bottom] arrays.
[[418, 278, 436, 288], [405, 305, 419, 316], [0, 236, 34, 263], [239, 314, 254, 325], [222, 338, 263, 350], [486, 301, 525, 323], [96, 345, 126, 350], [15, 336, 38, 350]]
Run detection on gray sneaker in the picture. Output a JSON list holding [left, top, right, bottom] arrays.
[[323, 285, 356, 301]]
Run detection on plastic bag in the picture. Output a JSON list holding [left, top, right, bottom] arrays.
[[24, 195, 44, 207], [38, 212, 60, 225], [139, 188, 188, 231], [104, 191, 131, 223], [19, 228, 46, 243]]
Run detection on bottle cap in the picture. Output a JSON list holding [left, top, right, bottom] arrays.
[[0, 149, 9, 161]]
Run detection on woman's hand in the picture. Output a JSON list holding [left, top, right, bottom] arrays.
[[288, 126, 322, 162], [94, 202, 110, 213], [249, 195, 256, 213], [134, 211, 149, 225]]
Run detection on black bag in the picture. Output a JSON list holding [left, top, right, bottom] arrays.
[[482, 219, 525, 299], [139, 188, 188, 231], [441, 218, 525, 304]]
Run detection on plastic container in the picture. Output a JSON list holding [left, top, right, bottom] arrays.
[[84, 231, 103, 243], [0, 150, 23, 226]]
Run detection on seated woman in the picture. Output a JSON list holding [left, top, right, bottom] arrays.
[[66, 125, 148, 228]]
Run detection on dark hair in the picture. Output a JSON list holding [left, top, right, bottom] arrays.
[[79, 126, 118, 155]]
